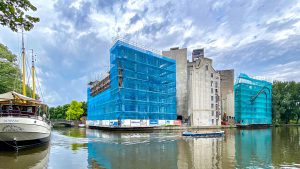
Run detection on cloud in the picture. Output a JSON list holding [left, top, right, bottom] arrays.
[[0, 0, 299, 106]]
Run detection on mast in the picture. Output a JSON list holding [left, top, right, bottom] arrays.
[[31, 49, 36, 99], [22, 28, 26, 96]]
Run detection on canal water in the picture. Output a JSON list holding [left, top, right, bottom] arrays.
[[0, 127, 299, 169]]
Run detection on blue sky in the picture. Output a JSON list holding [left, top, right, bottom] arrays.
[[0, 0, 299, 106]]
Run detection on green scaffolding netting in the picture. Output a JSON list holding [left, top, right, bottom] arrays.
[[234, 73, 272, 125]]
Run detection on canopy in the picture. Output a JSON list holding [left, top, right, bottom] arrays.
[[0, 91, 42, 105]]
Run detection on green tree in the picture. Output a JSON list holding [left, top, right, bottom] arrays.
[[0, 43, 20, 93], [272, 81, 300, 124], [0, 43, 38, 98], [81, 101, 87, 116], [66, 100, 84, 120], [0, 0, 40, 32]]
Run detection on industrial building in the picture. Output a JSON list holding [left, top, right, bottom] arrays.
[[234, 73, 272, 126], [162, 47, 188, 121], [87, 40, 177, 127], [187, 49, 221, 126], [218, 69, 235, 123]]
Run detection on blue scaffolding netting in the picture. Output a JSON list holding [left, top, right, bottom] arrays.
[[87, 40, 177, 120], [234, 73, 272, 125]]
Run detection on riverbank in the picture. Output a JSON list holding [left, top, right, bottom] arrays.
[[87, 125, 236, 131], [86, 124, 300, 131]]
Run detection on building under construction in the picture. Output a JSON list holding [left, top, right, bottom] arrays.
[[87, 40, 176, 127], [234, 73, 272, 126]]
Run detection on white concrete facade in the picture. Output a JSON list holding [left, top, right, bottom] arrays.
[[187, 56, 221, 126]]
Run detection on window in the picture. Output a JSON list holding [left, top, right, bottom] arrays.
[[212, 111, 214, 116], [215, 82, 218, 88], [211, 88, 214, 93], [211, 81, 213, 87], [211, 73, 213, 78], [212, 119, 214, 125], [211, 104, 214, 109], [215, 89, 218, 93], [206, 65, 208, 70], [211, 96, 214, 101]]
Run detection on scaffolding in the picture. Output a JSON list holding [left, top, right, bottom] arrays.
[[234, 73, 272, 125], [87, 40, 176, 120]]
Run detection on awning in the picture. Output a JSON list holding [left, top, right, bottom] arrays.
[[0, 91, 42, 104]]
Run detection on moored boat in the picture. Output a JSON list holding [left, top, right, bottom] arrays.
[[0, 29, 51, 150], [182, 131, 225, 137], [0, 92, 51, 150], [78, 123, 85, 128]]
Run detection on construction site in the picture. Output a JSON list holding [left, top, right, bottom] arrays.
[[87, 39, 177, 127], [87, 38, 273, 128], [234, 73, 272, 126]]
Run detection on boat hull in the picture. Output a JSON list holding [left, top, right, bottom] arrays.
[[182, 131, 225, 137], [0, 117, 51, 150]]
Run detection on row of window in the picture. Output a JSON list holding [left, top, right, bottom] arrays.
[[211, 119, 219, 125]]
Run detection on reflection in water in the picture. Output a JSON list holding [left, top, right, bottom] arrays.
[[0, 144, 50, 169], [178, 129, 237, 169], [272, 127, 300, 166], [179, 137, 223, 169], [86, 130, 179, 169], [0, 127, 299, 169], [235, 129, 272, 169]]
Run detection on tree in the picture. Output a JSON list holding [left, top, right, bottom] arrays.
[[0, 43, 38, 98], [0, 0, 39, 32], [66, 100, 84, 120], [81, 101, 87, 116], [0, 43, 20, 93], [272, 81, 300, 124]]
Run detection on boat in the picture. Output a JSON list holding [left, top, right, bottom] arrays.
[[182, 131, 225, 137], [78, 123, 86, 128], [0, 29, 51, 150]]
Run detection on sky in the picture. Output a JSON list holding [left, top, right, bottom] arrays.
[[0, 0, 300, 107]]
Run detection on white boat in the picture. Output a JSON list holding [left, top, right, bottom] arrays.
[[0, 92, 51, 150], [0, 30, 51, 150], [78, 123, 86, 128]]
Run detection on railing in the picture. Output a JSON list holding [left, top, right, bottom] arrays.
[[112, 36, 161, 55], [0, 110, 51, 125]]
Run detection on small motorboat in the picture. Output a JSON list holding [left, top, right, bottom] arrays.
[[182, 131, 225, 137], [78, 123, 85, 128]]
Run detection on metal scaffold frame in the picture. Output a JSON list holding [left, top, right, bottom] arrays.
[[87, 40, 177, 121], [234, 73, 272, 125]]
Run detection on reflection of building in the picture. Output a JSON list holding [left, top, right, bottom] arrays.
[[235, 129, 272, 168], [235, 73, 272, 125], [179, 137, 223, 168], [87, 132, 178, 169], [87, 40, 176, 127], [162, 47, 188, 121], [217, 70, 235, 122], [187, 49, 221, 126]]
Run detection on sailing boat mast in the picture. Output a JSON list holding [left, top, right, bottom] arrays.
[[31, 49, 36, 99], [21, 28, 26, 96]]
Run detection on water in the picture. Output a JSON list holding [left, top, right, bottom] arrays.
[[0, 127, 299, 169]]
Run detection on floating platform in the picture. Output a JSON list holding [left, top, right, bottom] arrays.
[[182, 131, 225, 137]]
